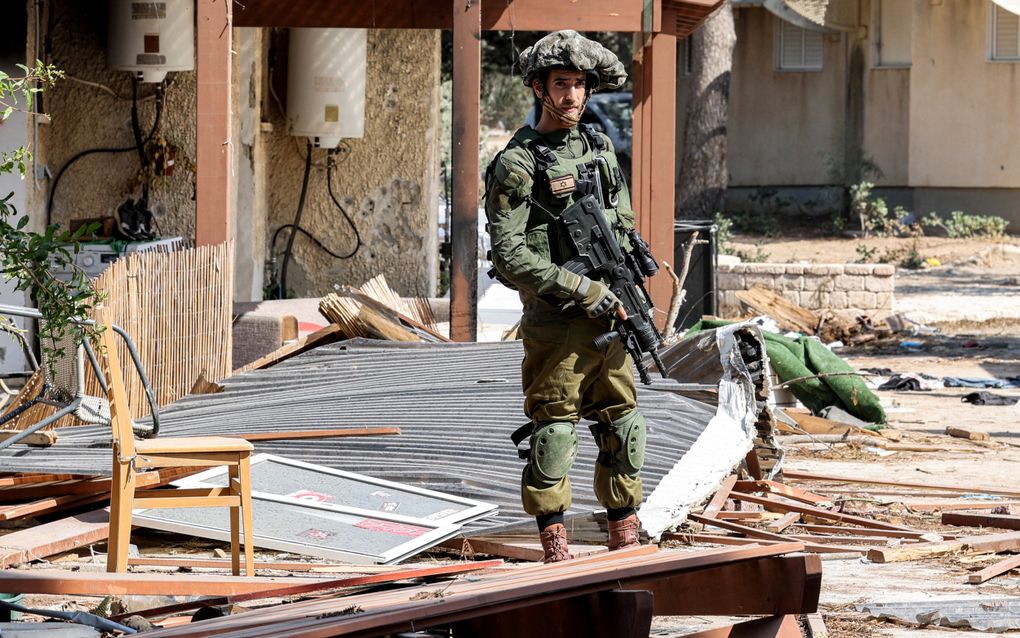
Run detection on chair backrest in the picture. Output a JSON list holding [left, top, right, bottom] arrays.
[[98, 309, 136, 459]]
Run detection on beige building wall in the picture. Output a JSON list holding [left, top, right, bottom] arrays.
[[38, 0, 197, 240], [32, 2, 443, 301], [726, 8, 849, 186], [264, 29, 441, 299], [909, 0, 1020, 188]]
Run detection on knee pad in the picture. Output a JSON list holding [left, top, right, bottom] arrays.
[[530, 421, 579, 484], [592, 410, 646, 476]]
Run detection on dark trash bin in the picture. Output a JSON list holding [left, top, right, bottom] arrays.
[[672, 220, 718, 331]]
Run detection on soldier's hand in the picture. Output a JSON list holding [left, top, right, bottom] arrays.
[[572, 276, 622, 319]]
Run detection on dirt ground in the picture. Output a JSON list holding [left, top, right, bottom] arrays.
[[712, 233, 1020, 637]]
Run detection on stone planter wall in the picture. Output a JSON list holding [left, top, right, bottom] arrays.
[[717, 263, 895, 318]]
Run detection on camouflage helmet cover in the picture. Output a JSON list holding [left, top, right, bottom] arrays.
[[519, 30, 627, 91]]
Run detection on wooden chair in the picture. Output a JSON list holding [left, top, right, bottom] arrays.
[[100, 310, 255, 575]]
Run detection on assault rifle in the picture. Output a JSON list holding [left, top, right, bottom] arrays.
[[560, 194, 667, 385]]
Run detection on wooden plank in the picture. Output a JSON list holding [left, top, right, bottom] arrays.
[[909, 501, 1020, 513], [0, 468, 197, 524], [0, 570, 339, 597], [227, 427, 400, 442], [689, 514, 865, 554], [232, 0, 645, 31], [0, 509, 110, 568], [946, 426, 990, 442], [643, 554, 822, 616], [449, 0, 480, 342], [195, 0, 232, 246], [0, 473, 88, 487], [783, 470, 1020, 499], [0, 429, 57, 446], [702, 474, 737, 518], [236, 324, 343, 373], [451, 588, 654, 638], [680, 615, 803, 638], [728, 491, 921, 533], [781, 411, 878, 438], [767, 512, 801, 533], [663, 532, 784, 547], [865, 540, 965, 564], [133, 543, 812, 638], [794, 524, 954, 540], [0, 467, 195, 502], [117, 560, 503, 620], [631, 5, 678, 321], [866, 532, 1020, 563], [438, 537, 544, 562], [942, 512, 1020, 530], [733, 480, 832, 507], [735, 286, 820, 335], [127, 557, 404, 572], [967, 554, 1020, 584]]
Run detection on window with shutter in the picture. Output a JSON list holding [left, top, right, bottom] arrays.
[[992, 4, 1020, 60], [776, 20, 823, 71]]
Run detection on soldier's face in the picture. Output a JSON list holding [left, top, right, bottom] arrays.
[[538, 70, 587, 116]]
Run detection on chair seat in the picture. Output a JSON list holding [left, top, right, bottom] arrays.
[[135, 436, 254, 455]]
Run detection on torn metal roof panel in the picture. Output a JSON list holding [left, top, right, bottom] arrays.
[[0, 327, 767, 537]]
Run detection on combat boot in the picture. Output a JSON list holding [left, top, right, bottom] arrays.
[[539, 523, 573, 563], [607, 514, 640, 551]]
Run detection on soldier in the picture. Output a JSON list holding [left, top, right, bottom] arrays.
[[484, 30, 647, 562]]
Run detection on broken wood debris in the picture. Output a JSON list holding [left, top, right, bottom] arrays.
[[942, 511, 1020, 530]]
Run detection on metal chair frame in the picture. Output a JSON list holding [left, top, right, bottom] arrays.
[[0, 303, 160, 450]]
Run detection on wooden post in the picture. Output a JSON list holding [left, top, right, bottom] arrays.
[[632, 5, 677, 328], [450, 0, 481, 342], [196, 0, 233, 246]]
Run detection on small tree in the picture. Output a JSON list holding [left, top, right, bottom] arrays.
[[0, 61, 103, 369]]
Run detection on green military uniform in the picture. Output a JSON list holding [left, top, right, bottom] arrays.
[[486, 123, 646, 517]]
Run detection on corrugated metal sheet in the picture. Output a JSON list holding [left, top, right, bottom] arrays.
[[1, 334, 765, 534]]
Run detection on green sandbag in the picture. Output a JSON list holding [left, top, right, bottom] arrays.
[[683, 320, 885, 424], [758, 332, 840, 414], [803, 337, 886, 424]]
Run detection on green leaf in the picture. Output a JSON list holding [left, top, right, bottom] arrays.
[[2, 106, 12, 120], [16, 215, 28, 229]]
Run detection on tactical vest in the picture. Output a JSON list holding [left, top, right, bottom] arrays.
[[484, 124, 630, 290]]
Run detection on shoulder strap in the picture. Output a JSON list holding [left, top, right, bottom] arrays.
[[579, 123, 606, 154]]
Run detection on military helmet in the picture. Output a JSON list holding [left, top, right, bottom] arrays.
[[519, 30, 627, 91]]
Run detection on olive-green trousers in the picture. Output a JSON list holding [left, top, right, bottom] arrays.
[[519, 314, 643, 516]]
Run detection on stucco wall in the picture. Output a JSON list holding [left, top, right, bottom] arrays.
[[39, 0, 197, 239], [909, 1, 1020, 188], [264, 29, 441, 299], [726, 8, 848, 186]]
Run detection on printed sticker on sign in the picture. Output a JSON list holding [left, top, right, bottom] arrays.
[[354, 519, 429, 538], [288, 490, 334, 503]]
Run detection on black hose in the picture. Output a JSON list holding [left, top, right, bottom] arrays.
[[325, 148, 361, 258], [45, 81, 165, 228], [278, 140, 314, 299]]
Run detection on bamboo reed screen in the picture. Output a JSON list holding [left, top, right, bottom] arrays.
[[2, 241, 233, 429]]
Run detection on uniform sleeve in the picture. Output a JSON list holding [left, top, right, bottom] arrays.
[[601, 133, 636, 230], [485, 152, 580, 298]]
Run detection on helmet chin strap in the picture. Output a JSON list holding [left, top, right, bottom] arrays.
[[539, 92, 589, 127]]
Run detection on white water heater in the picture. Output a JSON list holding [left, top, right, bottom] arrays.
[[107, 0, 195, 83], [287, 28, 367, 148]]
